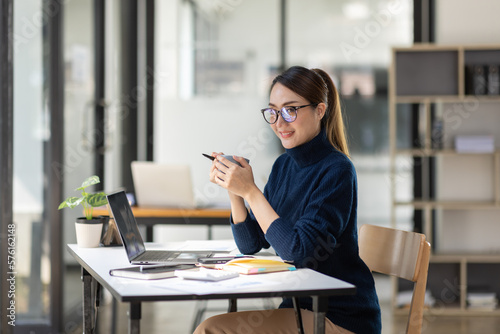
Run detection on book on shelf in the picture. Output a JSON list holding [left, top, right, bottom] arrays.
[[487, 65, 500, 95], [454, 135, 495, 153], [466, 64, 500, 96], [109, 263, 197, 280], [466, 64, 487, 95], [216, 258, 296, 275], [467, 292, 498, 310]]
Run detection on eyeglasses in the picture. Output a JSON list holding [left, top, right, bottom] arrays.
[[260, 103, 317, 124]]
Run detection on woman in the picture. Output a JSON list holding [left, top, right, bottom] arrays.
[[195, 66, 381, 334]]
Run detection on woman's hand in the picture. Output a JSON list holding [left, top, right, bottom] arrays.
[[213, 155, 257, 200], [208, 152, 224, 185], [208, 153, 278, 231]]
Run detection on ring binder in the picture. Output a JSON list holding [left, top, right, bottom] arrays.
[[487, 64, 500, 95]]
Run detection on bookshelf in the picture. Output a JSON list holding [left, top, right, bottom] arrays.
[[389, 44, 500, 316]]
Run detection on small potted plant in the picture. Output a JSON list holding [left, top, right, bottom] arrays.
[[58, 175, 108, 247]]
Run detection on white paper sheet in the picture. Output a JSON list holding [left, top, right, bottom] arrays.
[[152, 275, 282, 295]]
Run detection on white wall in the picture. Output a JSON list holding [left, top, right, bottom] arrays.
[[287, 0, 412, 66], [436, 0, 500, 45]]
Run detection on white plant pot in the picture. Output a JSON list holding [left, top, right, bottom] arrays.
[[75, 221, 103, 248]]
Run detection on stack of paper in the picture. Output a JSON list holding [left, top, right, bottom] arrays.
[[396, 290, 435, 308], [455, 135, 495, 153], [467, 292, 498, 311]]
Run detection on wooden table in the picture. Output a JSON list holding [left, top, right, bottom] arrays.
[[93, 206, 232, 241]]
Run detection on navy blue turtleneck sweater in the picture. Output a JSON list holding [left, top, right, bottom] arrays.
[[231, 130, 381, 334]]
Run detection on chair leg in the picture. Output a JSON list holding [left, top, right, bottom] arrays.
[[292, 297, 305, 334], [191, 300, 208, 333], [228, 298, 237, 312]]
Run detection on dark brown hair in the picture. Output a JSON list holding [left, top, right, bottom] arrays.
[[270, 66, 349, 156]]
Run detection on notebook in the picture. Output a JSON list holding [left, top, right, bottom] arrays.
[[216, 258, 296, 275], [109, 264, 197, 280], [107, 191, 218, 265], [131, 161, 198, 209]]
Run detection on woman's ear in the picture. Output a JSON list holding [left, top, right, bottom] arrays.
[[316, 102, 327, 120]]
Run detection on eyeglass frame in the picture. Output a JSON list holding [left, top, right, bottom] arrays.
[[260, 103, 318, 124]]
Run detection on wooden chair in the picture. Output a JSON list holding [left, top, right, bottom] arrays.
[[358, 224, 431, 334]]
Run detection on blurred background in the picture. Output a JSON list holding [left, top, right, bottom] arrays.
[[4, 0, 500, 332]]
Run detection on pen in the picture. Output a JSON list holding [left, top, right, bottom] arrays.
[[202, 153, 215, 161]]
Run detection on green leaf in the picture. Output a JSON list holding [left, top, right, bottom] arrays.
[[76, 175, 100, 191], [86, 192, 108, 207], [58, 196, 84, 209], [58, 175, 107, 219], [58, 200, 71, 210]]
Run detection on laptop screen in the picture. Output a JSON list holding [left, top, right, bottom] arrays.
[[107, 191, 146, 261]]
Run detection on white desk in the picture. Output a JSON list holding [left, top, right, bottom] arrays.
[[67, 243, 356, 334]]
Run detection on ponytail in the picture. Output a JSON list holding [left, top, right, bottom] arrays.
[[312, 69, 350, 157]]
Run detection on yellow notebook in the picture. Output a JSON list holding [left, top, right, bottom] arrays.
[[217, 258, 296, 275]]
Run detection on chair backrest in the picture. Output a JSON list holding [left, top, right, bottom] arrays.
[[358, 224, 431, 334]]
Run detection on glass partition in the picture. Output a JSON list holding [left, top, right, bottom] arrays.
[[12, 0, 50, 324], [62, 0, 96, 329]]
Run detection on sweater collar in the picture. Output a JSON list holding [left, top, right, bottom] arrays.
[[285, 130, 332, 168]]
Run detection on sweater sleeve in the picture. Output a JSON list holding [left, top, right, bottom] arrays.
[[229, 156, 288, 254], [265, 161, 356, 266], [230, 210, 270, 254]]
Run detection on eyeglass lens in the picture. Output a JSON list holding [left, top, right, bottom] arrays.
[[263, 107, 297, 124]]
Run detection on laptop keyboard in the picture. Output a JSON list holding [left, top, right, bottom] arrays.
[[136, 251, 179, 262]]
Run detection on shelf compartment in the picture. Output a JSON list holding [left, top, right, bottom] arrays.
[[394, 307, 500, 316], [431, 254, 500, 263], [395, 95, 500, 103], [395, 149, 500, 156], [395, 263, 463, 311], [394, 200, 499, 209], [464, 49, 500, 64], [466, 263, 500, 312], [464, 49, 500, 96], [437, 154, 496, 203], [395, 50, 459, 96]]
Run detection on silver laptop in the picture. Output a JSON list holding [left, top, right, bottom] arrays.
[[107, 191, 218, 264], [131, 161, 198, 208]]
